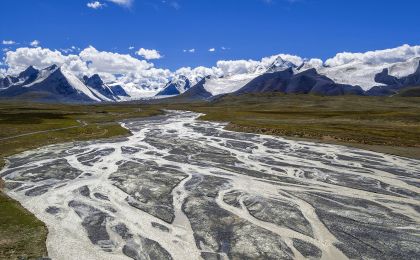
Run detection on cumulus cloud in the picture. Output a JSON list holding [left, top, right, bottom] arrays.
[[3, 46, 171, 95], [216, 60, 260, 76], [136, 48, 162, 60], [30, 40, 40, 47], [87, 1, 105, 9], [325, 44, 420, 67], [2, 40, 15, 45], [175, 66, 222, 84], [3, 44, 420, 95], [5, 47, 68, 74], [80, 46, 153, 73], [209, 48, 216, 52]]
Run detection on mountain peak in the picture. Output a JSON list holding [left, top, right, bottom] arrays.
[[84, 74, 104, 87], [18, 65, 39, 79], [47, 64, 60, 71], [266, 56, 297, 73], [156, 75, 191, 96]]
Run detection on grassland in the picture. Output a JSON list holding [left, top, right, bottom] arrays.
[[0, 102, 162, 260], [1, 94, 420, 259], [164, 94, 420, 159]]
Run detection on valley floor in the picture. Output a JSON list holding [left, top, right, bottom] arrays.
[[163, 94, 420, 160], [1, 110, 419, 260], [0, 102, 161, 259], [1, 95, 420, 259]]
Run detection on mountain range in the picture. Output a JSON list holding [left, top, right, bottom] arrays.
[[174, 57, 420, 100], [0, 65, 129, 103], [155, 75, 192, 96], [1, 50, 420, 103]]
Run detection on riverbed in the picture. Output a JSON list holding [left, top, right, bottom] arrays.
[[1, 111, 419, 259]]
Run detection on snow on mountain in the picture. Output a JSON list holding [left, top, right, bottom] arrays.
[[2, 45, 420, 100], [235, 67, 364, 96], [202, 73, 260, 96], [60, 69, 102, 102], [108, 83, 129, 97], [0, 65, 131, 102], [387, 57, 420, 78], [317, 63, 387, 90], [317, 45, 420, 90], [0, 76, 18, 89], [171, 75, 191, 92], [22, 65, 59, 88], [265, 56, 298, 73], [199, 56, 298, 96], [83, 74, 120, 101], [114, 82, 158, 99], [315, 57, 420, 90], [156, 75, 191, 96]]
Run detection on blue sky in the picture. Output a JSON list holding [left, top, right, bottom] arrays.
[[1, 0, 420, 70]]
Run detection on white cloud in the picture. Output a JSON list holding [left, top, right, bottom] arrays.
[[209, 48, 216, 52], [2, 40, 15, 45], [325, 44, 420, 67], [30, 40, 40, 47], [136, 48, 162, 60], [128, 46, 135, 50], [3, 46, 170, 95], [183, 48, 195, 53], [80, 46, 153, 74], [216, 59, 260, 76], [3, 44, 420, 95], [5, 47, 68, 74], [175, 66, 222, 84], [87, 1, 105, 9], [106, 0, 133, 7]]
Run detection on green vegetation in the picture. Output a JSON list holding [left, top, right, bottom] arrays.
[[1, 95, 420, 259], [164, 94, 420, 159], [0, 192, 48, 259], [397, 86, 420, 97], [0, 101, 162, 259]]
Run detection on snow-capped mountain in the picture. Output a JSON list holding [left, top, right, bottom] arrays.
[[0, 76, 19, 89], [314, 57, 420, 90], [265, 56, 298, 73], [1, 45, 420, 102], [202, 73, 261, 96], [0, 65, 40, 89], [178, 59, 420, 100], [0, 65, 130, 103], [108, 83, 130, 97], [235, 68, 364, 96], [156, 75, 191, 96], [178, 57, 299, 99], [176, 73, 263, 100], [83, 74, 124, 102], [175, 76, 213, 100], [367, 60, 420, 95]]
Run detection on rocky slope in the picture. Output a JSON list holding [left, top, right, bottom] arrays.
[[156, 75, 192, 96], [0, 65, 129, 103], [179, 60, 420, 100]]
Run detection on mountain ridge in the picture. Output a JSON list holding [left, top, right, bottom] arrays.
[[0, 65, 130, 103]]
